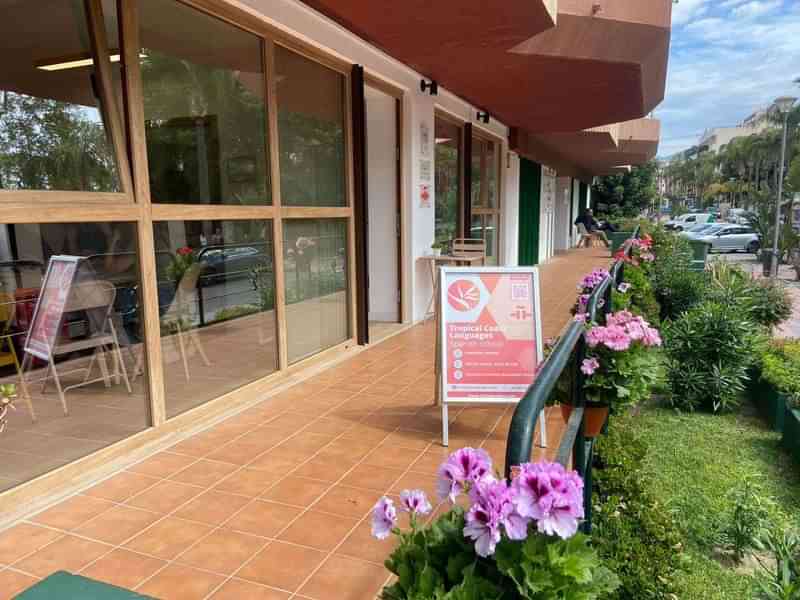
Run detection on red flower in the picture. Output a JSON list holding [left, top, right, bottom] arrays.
[[177, 246, 193, 256]]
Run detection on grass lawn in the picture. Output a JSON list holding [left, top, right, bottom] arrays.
[[632, 403, 800, 600]]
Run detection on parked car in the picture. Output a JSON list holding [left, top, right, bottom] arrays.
[[680, 223, 721, 238], [197, 244, 271, 286], [665, 213, 714, 231], [695, 225, 760, 254]]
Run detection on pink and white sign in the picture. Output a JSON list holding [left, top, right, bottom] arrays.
[[440, 268, 543, 403], [24, 256, 80, 361]]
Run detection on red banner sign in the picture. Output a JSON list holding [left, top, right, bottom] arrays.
[[440, 269, 543, 403], [24, 256, 80, 361]]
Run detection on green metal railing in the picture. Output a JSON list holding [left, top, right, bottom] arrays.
[[504, 227, 640, 533]]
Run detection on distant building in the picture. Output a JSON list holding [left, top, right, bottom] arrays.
[[697, 105, 776, 154]]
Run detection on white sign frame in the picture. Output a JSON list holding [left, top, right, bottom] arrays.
[[438, 266, 544, 446]]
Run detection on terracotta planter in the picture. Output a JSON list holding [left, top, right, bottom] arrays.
[[560, 403, 610, 438]]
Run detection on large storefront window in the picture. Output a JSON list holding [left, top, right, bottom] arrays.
[[139, 0, 271, 205], [283, 219, 348, 363], [434, 117, 462, 243], [153, 220, 277, 418], [276, 47, 347, 207], [0, 222, 149, 492], [470, 135, 501, 264], [0, 1, 123, 192]]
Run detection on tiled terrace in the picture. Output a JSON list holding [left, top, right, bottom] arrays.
[[0, 247, 610, 600]]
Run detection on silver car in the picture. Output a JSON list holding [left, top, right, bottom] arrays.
[[696, 225, 760, 254]]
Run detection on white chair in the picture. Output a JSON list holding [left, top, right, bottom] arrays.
[[37, 279, 131, 415]]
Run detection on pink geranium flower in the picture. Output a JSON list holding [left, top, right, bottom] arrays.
[[511, 462, 584, 540], [371, 497, 397, 539], [581, 358, 600, 376], [437, 447, 493, 502]]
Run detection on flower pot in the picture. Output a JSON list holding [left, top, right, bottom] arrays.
[[431, 248, 441, 257], [781, 405, 800, 464], [560, 403, 609, 438]]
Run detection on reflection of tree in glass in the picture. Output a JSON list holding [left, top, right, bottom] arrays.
[[0, 92, 119, 191], [140, 49, 269, 205], [278, 111, 345, 207], [435, 143, 459, 243]]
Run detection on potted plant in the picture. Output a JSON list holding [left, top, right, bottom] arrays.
[[431, 241, 444, 257], [565, 311, 662, 437], [0, 383, 17, 434], [371, 448, 620, 599], [166, 246, 196, 283]]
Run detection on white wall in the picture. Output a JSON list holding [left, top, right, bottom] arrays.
[[366, 86, 398, 322], [239, 0, 514, 323], [553, 177, 571, 252], [502, 153, 520, 267], [571, 179, 581, 247], [539, 166, 557, 262]]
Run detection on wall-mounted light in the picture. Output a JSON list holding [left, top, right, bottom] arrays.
[[592, 2, 602, 15], [36, 50, 144, 72], [420, 79, 438, 96], [476, 111, 490, 124]]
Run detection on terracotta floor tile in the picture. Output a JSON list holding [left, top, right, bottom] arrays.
[[238, 541, 325, 592], [169, 459, 239, 488], [274, 433, 335, 456], [383, 430, 434, 451], [30, 494, 115, 531], [390, 473, 440, 503], [124, 517, 212, 560], [14, 534, 112, 577], [210, 578, 290, 600], [174, 490, 251, 526], [80, 548, 165, 590], [83, 471, 159, 502], [304, 417, 354, 436], [223, 500, 302, 538], [261, 476, 330, 507], [126, 480, 204, 513], [178, 529, 266, 575], [75, 505, 161, 545], [207, 441, 273, 466], [214, 468, 281, 497], [321, 440, 378, 463], [128, 452, 197, 479], [300, 554, 388, 600], [340, 464, 405, 492], [247, 454, 305, 475], [296, 455, 356, 482], [338, 520, 397, 565], [0, 569, 39, 598], [409, 447, 452, 475], [0, 523, 63, 565], [264, 413, 309, 433], [278, 509, 359, 551], [137, 563, 225, 600], [313, 485, 381, 519]]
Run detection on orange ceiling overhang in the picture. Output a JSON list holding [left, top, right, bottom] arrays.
[[511, 118, 660, 182], [299, 0, 671, 133]]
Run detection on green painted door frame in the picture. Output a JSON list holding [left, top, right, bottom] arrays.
[[519, 158, 542, 266]]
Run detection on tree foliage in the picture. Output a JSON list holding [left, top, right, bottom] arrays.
[[592, 161, 658, 217]]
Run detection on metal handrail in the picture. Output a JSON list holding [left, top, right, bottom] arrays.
[[504, 226, 641, 478]]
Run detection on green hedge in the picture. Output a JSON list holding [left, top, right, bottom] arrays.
[[592, 416, 684, 599]]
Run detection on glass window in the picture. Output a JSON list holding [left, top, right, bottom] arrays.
[[0, 1, 123, 192], [276, 47, 346, 207], [282, 219, 348, 363], [152, 220, 277, 418], [470, 214, 498, 265], [139, 0, 271, 205], [0, 222, 148, 492], [471, 137, 498, 209], [435, 118, 462, 243]]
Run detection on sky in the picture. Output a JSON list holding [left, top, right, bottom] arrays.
[[656, 0, 800, 158]]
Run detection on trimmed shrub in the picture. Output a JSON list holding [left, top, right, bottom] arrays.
[[612, 264, 661, 325], [593, 416, 684, 600], [761, 339, 800, 408], [665, 301, 758, 412]]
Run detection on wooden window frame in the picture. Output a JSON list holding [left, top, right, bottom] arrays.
[[0, 0, 359, 510], [470, 130, 504, 263]]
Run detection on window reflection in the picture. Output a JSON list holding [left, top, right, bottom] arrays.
[[283, 219, 348, 363], [0, 222, 148, 492], [153, 220, 277, 417], [276, 47, 346, 207], [471, 137, 498, 209], [0, 1, 122, 192], [139, 0, 271, 205], [435, 118, 461, 243]]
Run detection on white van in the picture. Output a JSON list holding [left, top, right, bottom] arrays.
[[664, 213, 714, 231]]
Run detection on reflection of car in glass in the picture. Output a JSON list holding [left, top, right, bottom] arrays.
[[680, 223, 719, 238], [696, 225, 760, 254], [197, 245, 270, 286], [665, 213, 714, 231]]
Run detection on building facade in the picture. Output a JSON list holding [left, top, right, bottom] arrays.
[[0, 0, 670, 514]]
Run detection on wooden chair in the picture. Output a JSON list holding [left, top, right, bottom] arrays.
[[451, 238, 487, 265], [576, 223, 603, 248], [37, 280, 132, 415]]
